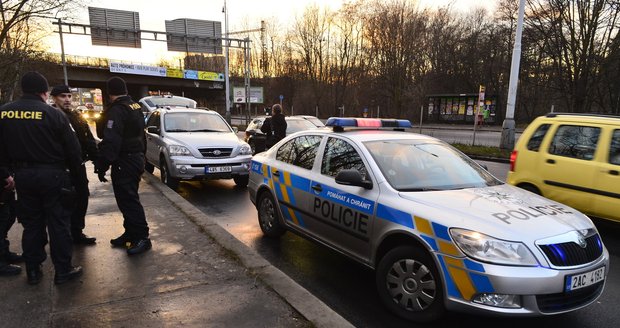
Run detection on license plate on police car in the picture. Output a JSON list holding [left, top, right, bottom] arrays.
[[205, 166, 232, 174], [565, 266, 605, 292]]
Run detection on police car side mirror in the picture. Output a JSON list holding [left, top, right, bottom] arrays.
[[335, 169, 373, 190], [147, 126, 159, 134]]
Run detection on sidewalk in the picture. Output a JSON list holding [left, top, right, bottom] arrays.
[[1, 164, 352, 327]]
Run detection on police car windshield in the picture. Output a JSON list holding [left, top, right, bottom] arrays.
[[365, 140, 502, 191], [164, 112, 231, 133]]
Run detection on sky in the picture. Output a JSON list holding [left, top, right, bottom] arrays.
[[45, 0, 497, 65]]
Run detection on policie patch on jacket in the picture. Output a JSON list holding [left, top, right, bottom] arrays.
[[107, 120, 114, 129]]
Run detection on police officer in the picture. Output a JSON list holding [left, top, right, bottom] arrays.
[[51, 85, 98, 245], [260, 104, 287, 148], [0, 72, 84, 285], [95, 77, 151, 255], [0, 170, 21, 276]]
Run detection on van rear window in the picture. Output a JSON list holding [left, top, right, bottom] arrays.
[[526, 124, 550, 151]]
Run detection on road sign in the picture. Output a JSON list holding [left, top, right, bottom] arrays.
[[279, 94, 284, 101]]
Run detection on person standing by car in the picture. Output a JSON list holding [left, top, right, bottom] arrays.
[[51, 85, 98, 245], [260, 104, 287, 148], [95, 77, 151, 255], [0, 72, 84, 285]]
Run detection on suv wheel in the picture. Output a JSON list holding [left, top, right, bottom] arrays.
[[160, 160, 179, 190], [376, 246, 444, 323], [233, 175, 249, 187], [257, 191, 285, 238]]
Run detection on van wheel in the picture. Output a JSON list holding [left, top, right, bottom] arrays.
[[518, 183, 541, 195], [376, 246, 444, 323], [160, 160, 179, 190], [233, 175, 249, 187], [257, 191, 285, 238], [144, 161, 155, 174]]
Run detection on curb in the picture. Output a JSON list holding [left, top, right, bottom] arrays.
[[142, 173, 354, 328]]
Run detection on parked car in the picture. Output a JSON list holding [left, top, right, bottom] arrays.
[[139, 95, 197, 117], [144, 107, 252, 190], [244, 116, 318, 154], [80, 108, 101, 122], [294, 115, 325, 127], [507, 113, 620, 223], [249, 117, 608, 322]]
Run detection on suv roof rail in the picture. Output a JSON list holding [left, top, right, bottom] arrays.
[[546, 112, 620, 119]]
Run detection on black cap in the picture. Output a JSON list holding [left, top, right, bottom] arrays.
[[50, 85, 71, 96], [106, 76, 127, 96], [21, 71, 49, 94]]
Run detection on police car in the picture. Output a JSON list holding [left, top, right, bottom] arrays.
[[248, 118, 609, 322]]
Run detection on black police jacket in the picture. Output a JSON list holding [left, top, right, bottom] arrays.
[[97, 96, 145, 165], [0, 94, 82, 174], [60, 107, 99, 162]]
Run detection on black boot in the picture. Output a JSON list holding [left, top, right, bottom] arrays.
[[72, 232, 96, 245], [26, 264, 43, 285], [0, 262, 21, 276], [54, 266, 83, 285], [7, 251, 23, 263], [110, 233, 131, 247], [127, 238, 152, 255]]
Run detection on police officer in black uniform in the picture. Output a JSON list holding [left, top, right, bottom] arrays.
[[0, 170, 21, 276], [0, 72, 84, 285], [95, 76, 151, 255], [51, 85, 99, 245]]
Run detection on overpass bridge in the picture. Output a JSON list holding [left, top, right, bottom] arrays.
[[44, 53, 231, 111]]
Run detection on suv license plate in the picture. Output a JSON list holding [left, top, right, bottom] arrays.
[[205, 166, 232, 174], [565, 266, 605, 292]]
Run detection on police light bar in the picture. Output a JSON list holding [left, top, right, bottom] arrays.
[[325, 117, 412, 129]]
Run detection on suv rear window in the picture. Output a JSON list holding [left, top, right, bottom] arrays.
[[549, 125, 600, 160], [526, 124, 550, 151]]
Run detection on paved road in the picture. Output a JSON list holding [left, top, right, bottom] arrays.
[[153, 159, 619, 328]]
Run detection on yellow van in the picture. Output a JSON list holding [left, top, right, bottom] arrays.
[[507, 113, 620, 222]]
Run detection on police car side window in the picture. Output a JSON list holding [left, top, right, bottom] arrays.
[[609, 130, 620, 166], [549, 125, 600, 160], [321, 138, 367, 178], [527, 124, 550, 151], [275, 136, 322, 170]]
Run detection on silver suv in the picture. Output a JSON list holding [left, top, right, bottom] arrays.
[[144, 108, 252, 190]]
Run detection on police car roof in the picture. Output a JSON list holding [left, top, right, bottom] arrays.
[[292, 126, 437, 143]]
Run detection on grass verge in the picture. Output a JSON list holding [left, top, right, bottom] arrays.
[[451, 143, 512, 160]]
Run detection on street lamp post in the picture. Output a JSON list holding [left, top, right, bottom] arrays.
[[223, 0, 231, 124], [500, 0, 526, 150]]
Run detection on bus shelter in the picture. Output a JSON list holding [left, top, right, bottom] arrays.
[[426, 93, 498, 124]]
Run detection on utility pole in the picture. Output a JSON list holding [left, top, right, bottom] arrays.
[[58, 18, 68, 85], [500, 0, 526, 150], [224, 0, 231, 124]]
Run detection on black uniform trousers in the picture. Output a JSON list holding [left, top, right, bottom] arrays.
[[71, 164, 89, 236], [111, 153, 149, 240], [14, 167, 73, 272]]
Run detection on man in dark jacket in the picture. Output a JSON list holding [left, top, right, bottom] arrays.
[[51, 85, 98, 245], [95, 77, 151, 255], [260, 104, 287, 148], [0, 72, 84, 285]]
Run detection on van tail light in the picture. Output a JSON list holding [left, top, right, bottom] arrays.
[[510, 150, 518, 172]]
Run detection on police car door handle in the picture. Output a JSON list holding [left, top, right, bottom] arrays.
[[272, 170, 280, 177], [546, 159, 556, 164], [311, 184, 323, 192]]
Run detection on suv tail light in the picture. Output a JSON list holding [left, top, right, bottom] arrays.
[[510, 150, 518, 172]]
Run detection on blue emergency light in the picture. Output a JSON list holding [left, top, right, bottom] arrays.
[[325, 117, 412, 129]]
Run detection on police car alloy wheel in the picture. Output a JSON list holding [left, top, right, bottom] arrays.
[[257, 192, 286, 238], [376, 246, 444, 322]]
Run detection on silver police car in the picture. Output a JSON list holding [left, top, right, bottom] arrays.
[[248, 118, 609, 322]]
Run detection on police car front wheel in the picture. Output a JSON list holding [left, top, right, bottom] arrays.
[[376, 245, 444, 323], [257, 191, 286, 238]]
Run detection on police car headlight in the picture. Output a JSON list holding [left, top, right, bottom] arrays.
[[450, 229, 538, 266], [239, 144, 252, 155], [168, 145, 191, 156]]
